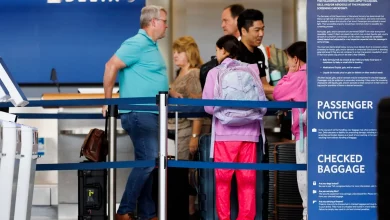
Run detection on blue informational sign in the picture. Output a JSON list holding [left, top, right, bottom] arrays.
[[307, 0, 389, 219]]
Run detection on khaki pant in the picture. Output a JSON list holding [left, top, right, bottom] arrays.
[[168, 120, 211, 160], [177, 126, 192, 160]]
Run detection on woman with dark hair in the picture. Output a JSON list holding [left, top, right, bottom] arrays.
[[202, 35, 262, 220], [273, 41, 308, 220], [215, 35, 241, 62]]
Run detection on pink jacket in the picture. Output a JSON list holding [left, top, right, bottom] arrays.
[[202, 58, 260, 143], [273, 64, 307, 140]]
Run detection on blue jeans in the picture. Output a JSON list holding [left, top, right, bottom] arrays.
[[117, 112, 158, 219]]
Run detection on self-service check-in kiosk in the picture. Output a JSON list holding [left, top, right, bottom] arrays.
[[0, 57, 37, 220], [14, 126, 38, 220], [0, 121, 21, 220]]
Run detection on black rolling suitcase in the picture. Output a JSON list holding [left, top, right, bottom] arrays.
[[134, 130, 189, 219], [78, 114, 108, 220], [151, 166, 189, 219], [377, 98, 390, 220], [267, 142, 303, 220], [197, 134, 219, 220], [78, 169, 107, 220]]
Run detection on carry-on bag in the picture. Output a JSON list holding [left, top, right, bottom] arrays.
[[145, 130, 189, 219], [80, 115, 108, 162], [151, 166, 189, 219], [78, 168, 107, 220], [197, 133, 218, 220], [267, 141, 303, 220], [78, 115, 109, 220]]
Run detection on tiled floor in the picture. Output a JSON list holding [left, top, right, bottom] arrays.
[[31, 206, 59, 220]]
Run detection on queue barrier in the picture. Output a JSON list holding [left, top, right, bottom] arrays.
[[3, 97, 306, 172], [0, 95, 307, 220], [35, 160, 307, 171]]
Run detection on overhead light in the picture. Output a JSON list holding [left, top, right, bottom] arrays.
[[47, 0, 61, 3]]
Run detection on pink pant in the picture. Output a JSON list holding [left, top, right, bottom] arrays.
[[214, 141, 257, 220]]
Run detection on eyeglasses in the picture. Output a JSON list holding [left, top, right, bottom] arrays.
[[156, 18, 168, 24]]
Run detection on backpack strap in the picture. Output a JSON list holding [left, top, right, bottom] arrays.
[[209, 115, 216, 158], [298, 108, 304, 153], [260, 119, 266, 155], [209, 64, 225, 159], [266, 46, 271, 59]]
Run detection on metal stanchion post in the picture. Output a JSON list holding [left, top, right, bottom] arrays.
[[158, 92, 168, 220], [108, 105, 118, 220], [175, 111, 178, 161]]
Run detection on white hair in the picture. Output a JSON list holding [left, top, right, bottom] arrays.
[[140, 5, 166, 28]]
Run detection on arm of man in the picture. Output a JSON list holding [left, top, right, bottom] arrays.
[[257, 49, 275, 100], [102, 40, 140, 116], [249, 64, 274, 100], [104, 55, 126, 99], [261, 76, 274, 100], [102, 55, 126, 116]]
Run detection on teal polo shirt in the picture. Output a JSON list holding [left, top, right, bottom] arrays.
[[115, 29, 168, 113]]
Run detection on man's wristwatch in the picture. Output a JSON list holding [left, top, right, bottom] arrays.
[[192, 134, 200, 138]]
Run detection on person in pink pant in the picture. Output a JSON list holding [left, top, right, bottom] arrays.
[[273, 41, 308, 220], [202, 35, 261, 220]]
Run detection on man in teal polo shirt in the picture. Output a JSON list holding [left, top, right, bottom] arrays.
[[103, 5, 168, 220]]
